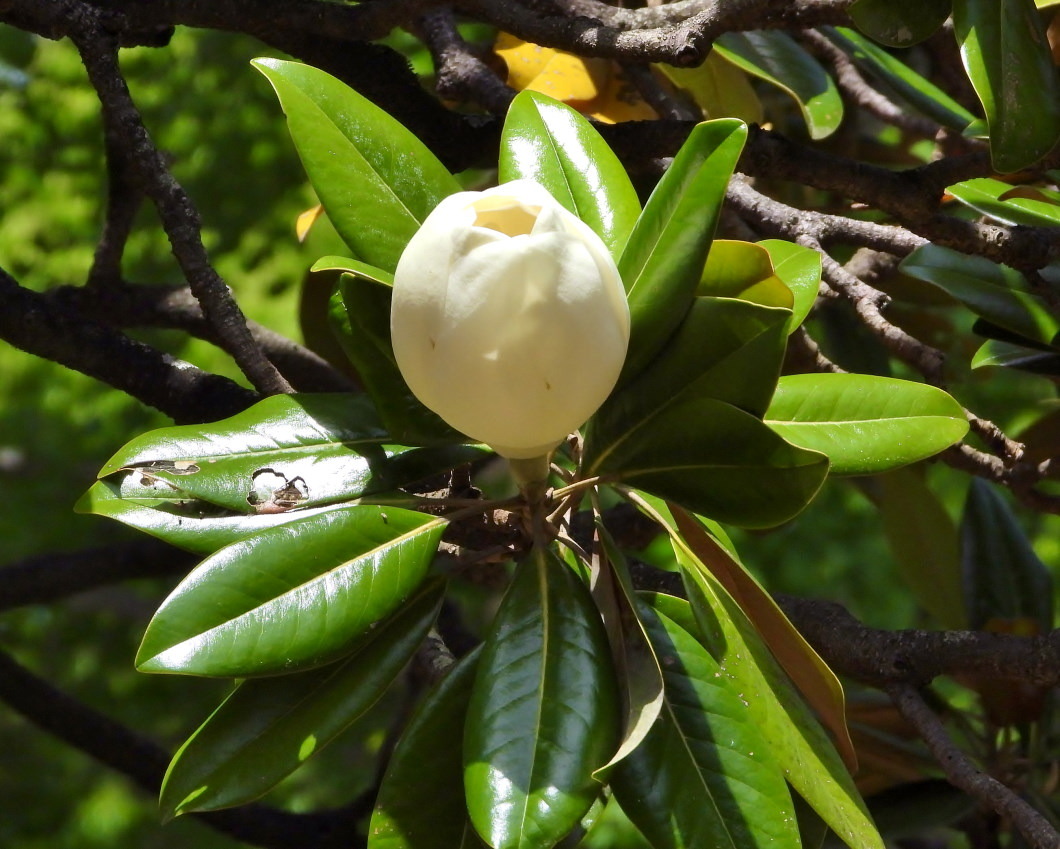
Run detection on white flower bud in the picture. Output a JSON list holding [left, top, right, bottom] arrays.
[[391, 180, 630, 460]]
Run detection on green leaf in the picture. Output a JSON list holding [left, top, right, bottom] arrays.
[[371, 651, 487, 849], [136, 505, 446, 677], [698, 240, 795, 312], [961, 479, 1054, 631], [758, 239, 822, 334], [952, 0, 1060, 172], [971, 339, 1060, 374], [611, 603, 799, 849], [821, 27, 975, 130], [312, 256, 394, 283], [666, 547, 884, 849], [618, 119, 748, 383], [253, 58, 460, 272], [595, 397, 828, 528], [464, 547, 619, 849], [95, 393, 481, 512], [657, 52, 765, 125], [946, 177, 1060, 227], [715, 32, 843, 139], [764, 374, 969, 475], [331, 274, 462, 445], [160, 581, 445, 817], [876, 468, 966, 629], [499, 91, 641, 258], [900, 244, 1060, 346], [75, 480, 357, 556], [848, 0, 951, 46]]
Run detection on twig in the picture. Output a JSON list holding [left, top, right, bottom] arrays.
[[887, 683, 1060, 849], [72, 18, 293, 395], [418, 8, 515, 114]]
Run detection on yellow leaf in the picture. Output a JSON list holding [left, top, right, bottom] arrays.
[[586, 66, 658, 124], [296, 204, 324, 243], [659, 52, 764, 125]]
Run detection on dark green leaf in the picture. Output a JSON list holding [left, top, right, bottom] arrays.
[[764, 374, 969, 475], [593, 397, 828, 528], [464, 547, 619, 849], [137, 505, 446, 677], [946, 177, 1060, 227], [848, 0, 951, 46], [961, 479, 1054, 631], [715, 32, 843, 139], [612, 604, 799, 849], [618, 120, 747, 383], [253, 58, 460, 271], [971, 339, 1060, 374], [331, 274, 463, 444], [821, 27, 975, 129], [499, 91, 640, 258], [160, 581, 445, 817], [900, 244, 1060, 346], [371, 650, 487, 849], [952, 0, 1060, 172], [876, 468, 966, 628]]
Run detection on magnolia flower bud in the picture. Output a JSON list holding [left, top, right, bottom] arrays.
[[391, 180, 630, 460]]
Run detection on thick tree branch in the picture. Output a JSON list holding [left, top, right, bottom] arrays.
[[0, 266, 257, 424]]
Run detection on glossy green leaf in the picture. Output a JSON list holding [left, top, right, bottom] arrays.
[[253, 58, 460, 271], [971, 339, 1060, 373], [332, 274, 462, 445], [765, 374, 968, 475], [595, 397, 828, 528], [946, 177, 1060, 227], [161, 581, 445, 817], [952, 0, 1060, 172], [311, 255, 394, 283], [371, 651, 487, 849], [592, 525, 665, 776], [75, 480, 358, 556], [618, 119, 748, 383], [961, 479, 1054, 631], [821, 27, 975, 130], [664, 551, 883, 849], [900, 244, 1060, 346], [499, 91, 640, 258], [716, 32, 843, 139], [464, 547, 619, 849], [137, 505, 446, 677], [611, 604, 799, 849], [848, 0, 951, 46], [95, 393, 480, 512], [698, 240, 794, 312], [759, 239, 822, 334], [669, 505, 857, 771], [877, 468, 966, 629]]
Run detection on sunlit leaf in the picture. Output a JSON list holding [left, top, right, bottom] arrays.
[[759, 238, 822, 334], [136, 505, 446, 677], [765, 374, 968, 475], [499, 91, 641, 258], [698, 240, 794, 312], [464, 547, 619, 849], [253, 58, 460, 271], [657, 52, 764, 124], [947, 177, 1060, 227]]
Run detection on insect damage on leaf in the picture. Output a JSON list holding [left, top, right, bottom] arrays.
[[247, 468, 310, 514]]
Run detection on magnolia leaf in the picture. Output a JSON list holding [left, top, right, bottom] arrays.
[[136, 505, 446, 677], [765, 374, 969, 475], [464, 547, 619, 849], [160, 581, 445, 817]]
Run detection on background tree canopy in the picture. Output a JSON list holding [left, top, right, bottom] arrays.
[[1, 2, 1058, 849]]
